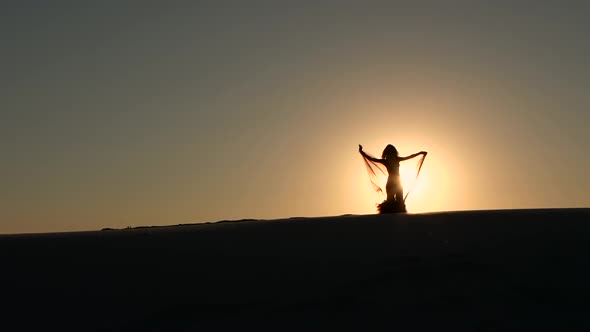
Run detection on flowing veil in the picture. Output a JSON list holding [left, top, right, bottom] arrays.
[[403, 152, 427, 202], [360, 150, 427, 203], [360, 151, 387, 195]]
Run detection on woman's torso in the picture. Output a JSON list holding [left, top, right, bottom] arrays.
[[383, 158, 400, 177]]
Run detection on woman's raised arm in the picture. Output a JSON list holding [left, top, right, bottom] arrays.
[[399, 151, 427, 161], [359, 145, 383, 163]]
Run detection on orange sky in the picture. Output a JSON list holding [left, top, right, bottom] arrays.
[[2, 2, 589, 233]]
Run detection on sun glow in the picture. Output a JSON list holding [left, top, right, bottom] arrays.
[[356, 136, 461, 215], [400, 158, 428, 211], [357, 157, 428, 212]]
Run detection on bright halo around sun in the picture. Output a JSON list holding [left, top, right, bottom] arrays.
[[399, 158, 428, 211]]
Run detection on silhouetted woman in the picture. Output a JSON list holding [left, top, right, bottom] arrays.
[[359, 144, 427, 213]]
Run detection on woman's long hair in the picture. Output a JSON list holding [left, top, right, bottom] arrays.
[[382, 144, 398, 159]]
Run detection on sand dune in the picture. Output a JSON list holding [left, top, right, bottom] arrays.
[[1, 209, 589, 331]]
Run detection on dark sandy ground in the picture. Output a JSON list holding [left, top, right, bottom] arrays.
[[1, 209, 590, 331]]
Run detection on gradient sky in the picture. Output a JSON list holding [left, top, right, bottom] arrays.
[[2, 1, 589, 233]]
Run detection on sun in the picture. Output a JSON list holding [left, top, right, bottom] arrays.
[[400, 164, 419, 194], [399, 159, 428, 210], [356, 145, 434, 214]]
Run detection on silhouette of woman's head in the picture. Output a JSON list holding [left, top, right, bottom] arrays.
[[382, 144, 399, 159]]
